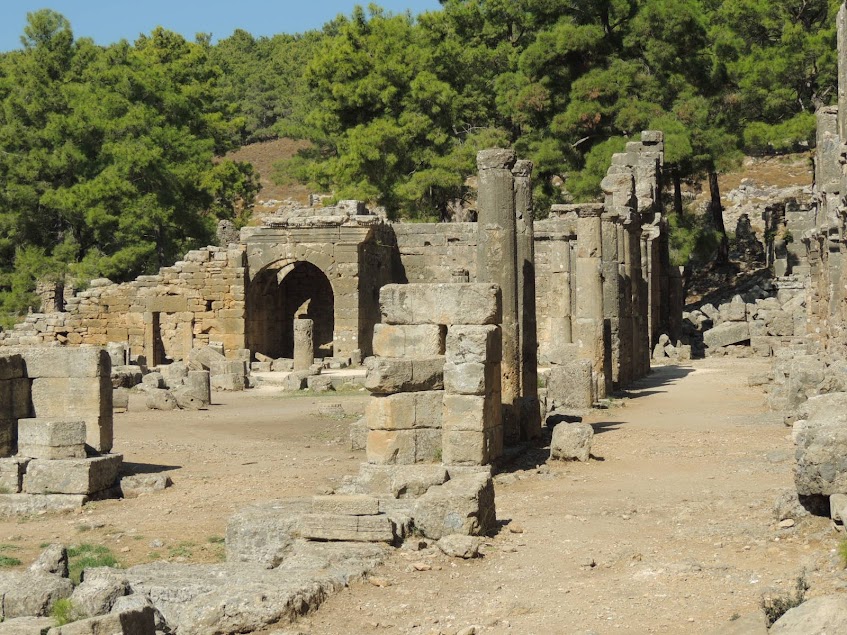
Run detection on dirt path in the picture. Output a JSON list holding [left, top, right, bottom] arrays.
[[285, 358, 844, 635], [0, 358, 842, 634]]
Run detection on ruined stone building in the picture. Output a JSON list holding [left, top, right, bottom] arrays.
[[0, 132, 681, 464]]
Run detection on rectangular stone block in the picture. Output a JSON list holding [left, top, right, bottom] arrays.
[[366, 429, 417, 465], [209, 360, 246, 376], [415, 428, 442, 463], [311, 495, 380, 516], [445, 326, 502, 364], [0, 458, 27, 494], [703, 322, 750, 349], [210, 374, 245, 391], [442, 430, 488, 466], [372, 324, 446, 357], [443, 362, 499, 396], [380, 284, 502, 326], [29, 375, 113, 453], [364, 357, 444, 394], [0, 494, 86, 516], [23, 454, 122, 495], [547, 361, 594, 410], [442, 394, 500, 432], [0, 355, 25, 381], [298, 513, 395, 542], [366, 391, 443, 431], [17, 419, 86, 460], [7, 347, 109, 378]]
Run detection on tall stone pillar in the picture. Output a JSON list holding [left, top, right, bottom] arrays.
[[574, 205, 607, 399], [838, 3, 847, 140], [293, 318, 314, 371], [617, 219, 633, 387], [477, 149, 520, 443], [638, 227, 651, 377], [513, 159, 541, 440], [601, 211, 622, 391]]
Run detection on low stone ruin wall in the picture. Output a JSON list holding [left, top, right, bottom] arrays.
[[0, 348, 121, 515]]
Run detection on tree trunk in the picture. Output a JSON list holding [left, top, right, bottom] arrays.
[[672, 165, 683, 217], [708, 171, 729, 265]]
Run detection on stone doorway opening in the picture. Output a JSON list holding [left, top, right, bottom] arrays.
[[247, 261, 335, 360]]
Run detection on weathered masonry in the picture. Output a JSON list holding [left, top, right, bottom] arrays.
[[0, 132, 681, 419]]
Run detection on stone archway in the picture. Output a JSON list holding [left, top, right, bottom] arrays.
[[246, 261, 335, 360]]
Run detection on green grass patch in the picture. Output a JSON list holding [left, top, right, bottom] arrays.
[[207, 535, 225, 544], [50, 598, 82, 625], [168, 542, 195, 559], [67, 544, 119, 584], [838, 538, 847, 568]]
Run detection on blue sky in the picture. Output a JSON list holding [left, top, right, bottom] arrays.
[[1, 0, 443, 52]]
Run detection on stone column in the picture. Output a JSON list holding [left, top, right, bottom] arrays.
[[293, 318, 314, 371], [513, 159, 541, 440], [617, 219, 633, 388], [574, 205, 606, 399], [476, 149, 520, 443], [839, 3, 847, 140], [601, 211, 621, 391]]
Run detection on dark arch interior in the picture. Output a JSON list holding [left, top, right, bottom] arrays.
[[246, 261, 335, 360]]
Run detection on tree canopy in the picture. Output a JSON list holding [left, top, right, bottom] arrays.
[[0, 1, 840, 316]]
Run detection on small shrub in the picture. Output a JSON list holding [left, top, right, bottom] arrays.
[[207, 535, 225, 544], [50, 598, 81, 625], [761, 574, 809, 626], [67, 544, 119, 584]]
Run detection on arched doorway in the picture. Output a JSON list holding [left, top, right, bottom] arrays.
[[246, 261, 335, 360]]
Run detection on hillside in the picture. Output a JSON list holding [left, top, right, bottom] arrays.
[[225, 138, 313, 205]]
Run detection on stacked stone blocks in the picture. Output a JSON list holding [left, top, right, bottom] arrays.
[[366, 283, 503, 467], [0, 349, 121, 511]]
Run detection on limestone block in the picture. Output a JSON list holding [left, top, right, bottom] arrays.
[[17, 419, 86, 460], [0, 572, 73, 620], [354, 464, 449, 499], [372, 324, 446, 357], [69, 569, 129, 618], [443, 362, 499, 396], [769, 595, 847, 635], [380, 284, 502, 326], [366, 391, 443, 431], [546, 361, 594, 411], [415, 428, 442, 463], [767, 312, 795, 337], [271, 358, 293, 372], [306, 376, 334, 392], [23, 455, 122, 496], [312, 495, 379, 516], [112, 388, 129, 413], [0, 494, 86, 516], [225, 499, 309, 568], [366, 430, 416, 465], [0, 458, 26, 494], [283, 371, 310, 391], [442, 394, 499, 432], [703, 322, 750, 349], [172, 388, 207, 410], [145, 389, 177, 411], [0, 355, 25, 381], [210, 374, 245, 391], [29, 375, 112, 454], [442, 430, 487, 465], [0, 616, 56, 633], [185, 371, 211, 405], [350, 417, 367, 451], [445, 325, 502, 364], [298, 513, 396, 543], [187, 346, 226, 371], [209, 360, 246, 377], [364, 357, 444, 395], [10, 348, 109, 379], [140, 372, 163, 389], [45, 606, 156, 635], [550, 422, 593, 462], [411, 473, 496, 539]]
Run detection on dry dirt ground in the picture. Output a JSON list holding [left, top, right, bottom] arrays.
[[0, 358, 844, 634]]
